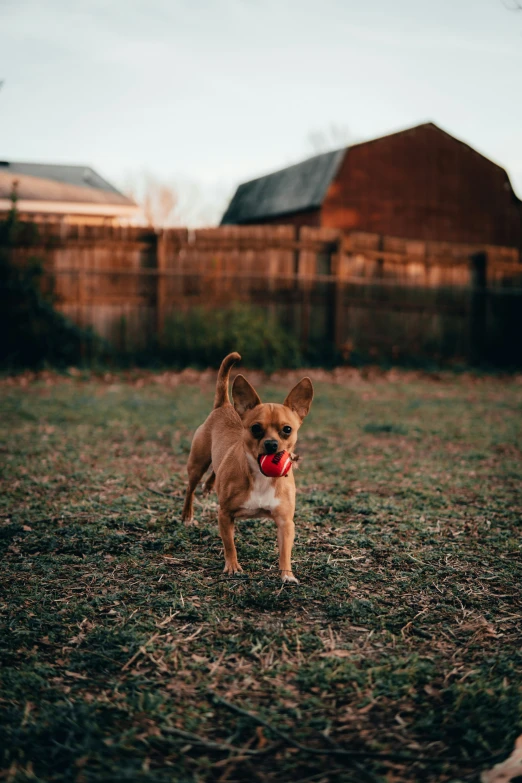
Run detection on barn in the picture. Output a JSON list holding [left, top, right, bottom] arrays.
[[221, 122, 522, 250]]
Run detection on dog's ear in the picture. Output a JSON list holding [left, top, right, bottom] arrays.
[[232, 374, 262, 418], [283, 378, 314, 421]]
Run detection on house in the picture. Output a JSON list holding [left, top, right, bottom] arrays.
[[221, 123, 522, 250], [0, 161, 138, 225]]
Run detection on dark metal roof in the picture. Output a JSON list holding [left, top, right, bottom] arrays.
[[221, 148, 346, 225], [0, 161, 125, 197]]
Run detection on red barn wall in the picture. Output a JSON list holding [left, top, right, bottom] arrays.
[[321, 124, 521, 248]]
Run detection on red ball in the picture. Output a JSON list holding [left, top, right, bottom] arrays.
[[258, 450, 292, 478]]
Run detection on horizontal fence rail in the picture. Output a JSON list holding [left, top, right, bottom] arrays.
[[45, 266, 522, 293]]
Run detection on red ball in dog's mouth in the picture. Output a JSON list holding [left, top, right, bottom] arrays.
[[258, 450, 292, 478]]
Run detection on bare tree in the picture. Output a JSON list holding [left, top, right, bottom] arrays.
[[124, 173, 179, 228], [123, 172, 232, 228], [306, 123, 353, 155]]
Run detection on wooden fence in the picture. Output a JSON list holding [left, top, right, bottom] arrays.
[[10, 222, 522, 365]]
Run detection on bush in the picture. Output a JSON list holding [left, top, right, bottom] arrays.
[[0, 196, 102, 369], [160, 303, 302, 371]]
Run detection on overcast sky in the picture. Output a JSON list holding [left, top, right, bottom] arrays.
[[1, 0, 522, 222]]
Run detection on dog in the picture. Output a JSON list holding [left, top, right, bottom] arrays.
[[181, 353, 313, 583]]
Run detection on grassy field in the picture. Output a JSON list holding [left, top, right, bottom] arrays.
[[1, 368, 521, 783]]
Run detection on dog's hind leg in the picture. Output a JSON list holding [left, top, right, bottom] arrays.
[[181, 426, 211, 524], [181, 458, 210, 524], [202, 470, 216, 496]]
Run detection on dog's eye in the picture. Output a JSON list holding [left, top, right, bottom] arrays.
[[250, 423, 263, 438], [282, 425, 292, 435]]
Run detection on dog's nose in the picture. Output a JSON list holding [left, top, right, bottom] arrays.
[[263, 439, 278, 454]]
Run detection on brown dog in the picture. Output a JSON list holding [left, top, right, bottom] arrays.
[[181, 353, 313, 583]]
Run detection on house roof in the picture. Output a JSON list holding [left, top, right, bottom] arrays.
[[0, 169, 137, 216], [220, 148, 346, 225], [0, 161, 125, 196]]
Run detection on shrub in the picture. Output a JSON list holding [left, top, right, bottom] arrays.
[[160, 303, 302, 372], [0, 193, 102, 369]]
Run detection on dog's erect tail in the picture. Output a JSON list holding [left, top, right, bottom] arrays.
[[213, 352, 241, 409]]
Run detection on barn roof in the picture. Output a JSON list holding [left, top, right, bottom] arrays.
[[0, 161, 126, 197], [221, 148, 346, 225]]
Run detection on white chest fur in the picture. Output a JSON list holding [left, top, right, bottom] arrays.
[[241, 455, 280, 515]]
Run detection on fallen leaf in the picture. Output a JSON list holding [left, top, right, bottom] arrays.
[[256, 726, 267, 749], [320, 649, 351, 658]]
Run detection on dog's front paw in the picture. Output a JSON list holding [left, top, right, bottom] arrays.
[[224, 561, 243, 576], [281, 570, 299, 584]]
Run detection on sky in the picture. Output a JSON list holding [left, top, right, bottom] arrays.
[[1, 0, 522, 224]]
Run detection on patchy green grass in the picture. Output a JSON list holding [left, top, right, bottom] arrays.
[[1, 368, 521, 783]]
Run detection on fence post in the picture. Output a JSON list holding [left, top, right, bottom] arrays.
[[324, 240, 337, 348], [297, 228, 311, 354], [376, 234, 384, 278], [156, 230, 167, 342], [470, 251, 487, 364], [333, 234, 345, 351]]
